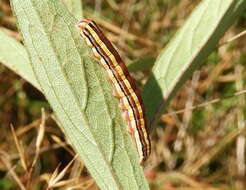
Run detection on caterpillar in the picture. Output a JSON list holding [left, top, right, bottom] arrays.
[[77, 19, 151, 165]]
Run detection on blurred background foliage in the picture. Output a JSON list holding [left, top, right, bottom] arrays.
[[0, 0, 245, 189]]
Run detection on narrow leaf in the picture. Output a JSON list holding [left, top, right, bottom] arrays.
[[128, 57, 155, 73], [142, 0, 246, 127], [62, 0, 83, 20], [10, 0, 149, 189], [0, 30, 40, 90]]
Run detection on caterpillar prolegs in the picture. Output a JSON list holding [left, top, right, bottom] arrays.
[[77, 19, 151, 165]]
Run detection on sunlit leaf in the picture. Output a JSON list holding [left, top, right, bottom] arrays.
[[0, 30, 40, 90], [10, 0, 149, 189], [143, 0, 246, 128]]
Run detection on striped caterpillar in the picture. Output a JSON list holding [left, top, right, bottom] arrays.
[[77, 19, 151, 165]]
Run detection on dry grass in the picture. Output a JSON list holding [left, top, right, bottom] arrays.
[[0, 0, 245, 189]]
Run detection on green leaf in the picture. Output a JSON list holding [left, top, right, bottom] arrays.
[[10, 0, 149, 189], [0, 30, 40, 90], [62, 0, 83, 20], [142, 0, 246, 128], [128, 57, 155, 73]]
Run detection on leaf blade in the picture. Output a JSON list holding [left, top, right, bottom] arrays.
[[10, 0, 149, 189], [142, 0, 246, 127], [62, 0, 83, 20], [0, 30, 40, 90]]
